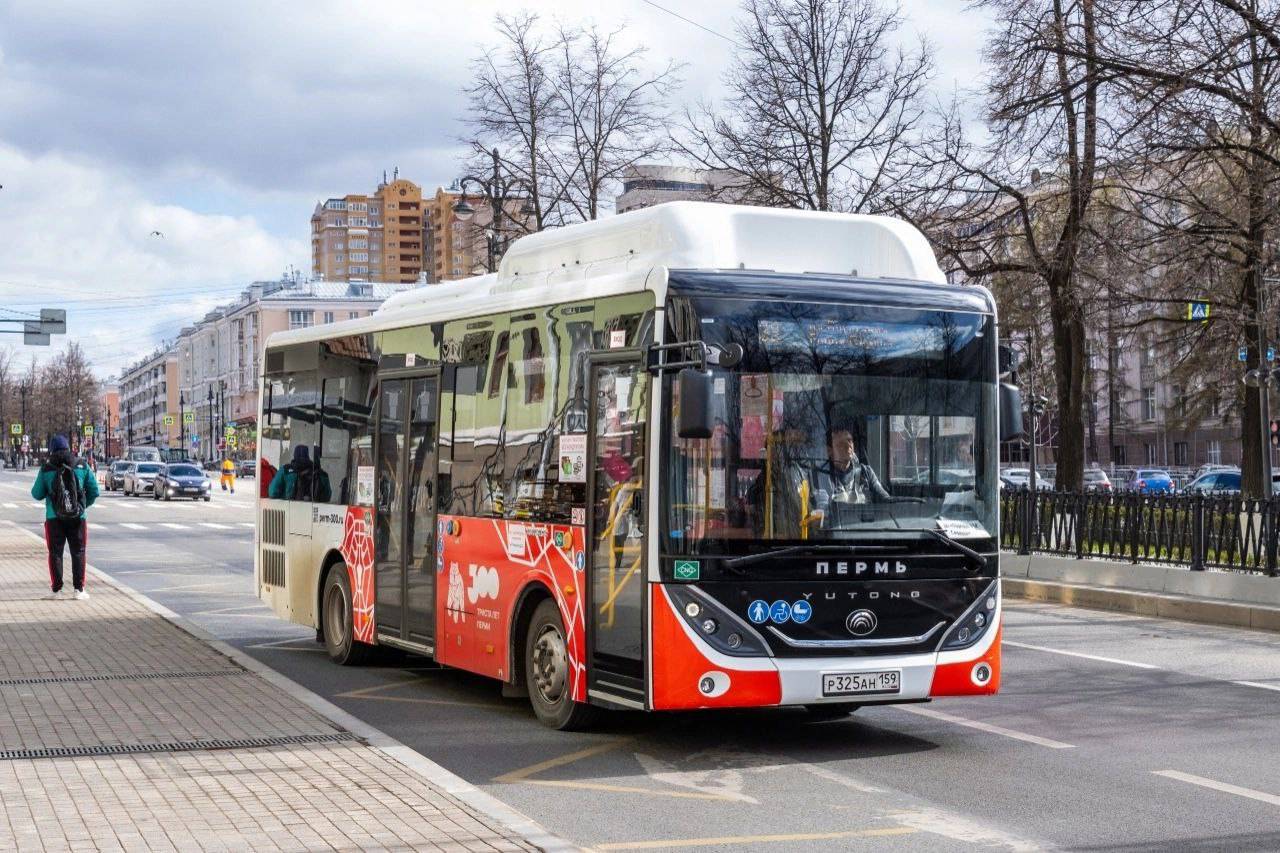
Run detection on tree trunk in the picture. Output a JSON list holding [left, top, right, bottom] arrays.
[[1050, 279, 1088, 491]]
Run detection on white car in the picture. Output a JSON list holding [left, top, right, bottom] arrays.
[[1000, 467, 1054, 491]]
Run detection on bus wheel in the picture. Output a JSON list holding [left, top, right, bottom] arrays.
[[525, 599, 598, 731], [803, 703, 860, 720], [322, 564, 370, 666]]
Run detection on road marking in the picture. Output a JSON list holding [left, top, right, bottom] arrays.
[[3, 503, 17, 509], [595, 827, 917, 849], [1003, 640, 1161, 670], [147, 581, 241, 593], [897, 706, 1075, 749], [237, 522, 254, 528], [198, 523, 233, 529], [245, 637, 324, 652], [524, 779, 743, 801], [120, 523, 148, 531], [494, 739, 631, 783], [1153, 770, 1280, 808], [1235, 680, 1280, 693], [334, 677, 505, 709], [159, 523, 190, 530]]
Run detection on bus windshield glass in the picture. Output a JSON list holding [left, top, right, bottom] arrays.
[[662, 296, 997, 556]]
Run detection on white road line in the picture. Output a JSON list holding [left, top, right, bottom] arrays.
[[119, 523, 148, 531], [1153, 770, 1280, 808], [1234, 680, 1280, 693], [198, 523, 233, 530], [1003, 640, 1162, 670], [3, 502, 17, 509], [159, 523, 190, 530], [897, 706, 1076, 749], [237, 522, 254, 528]]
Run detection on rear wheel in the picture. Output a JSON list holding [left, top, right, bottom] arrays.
[[322, 564, 371, 666], [525, 599, 598, 730]]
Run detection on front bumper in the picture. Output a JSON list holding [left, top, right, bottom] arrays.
[[649, 582, 1002, 710]]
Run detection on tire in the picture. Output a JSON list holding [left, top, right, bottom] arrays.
[[322, 564, 371, 666], [803, 703, 861, 721], [204, 496, 210, 502], [525, 599, 599, 730]]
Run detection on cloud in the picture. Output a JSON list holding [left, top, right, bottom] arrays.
[[0, 144, 303, 378]]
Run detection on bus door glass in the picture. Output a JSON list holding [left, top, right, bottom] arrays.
[[586, 356, 648, 703], [373, 373, 440, 646]]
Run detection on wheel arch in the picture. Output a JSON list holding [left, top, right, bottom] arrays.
[[507, 579, 555, 688]]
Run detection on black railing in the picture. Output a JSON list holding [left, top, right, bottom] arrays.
[[1000, 490, 1280, 575]]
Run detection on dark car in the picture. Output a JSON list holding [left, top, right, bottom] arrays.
[[1185, 470, 1242, 495], [153, 463, 212, 502], [106, 460, 130, 491], [237, 459, 256, 478]]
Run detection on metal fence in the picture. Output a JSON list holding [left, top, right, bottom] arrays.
[[1000, 490, 1280, 575]]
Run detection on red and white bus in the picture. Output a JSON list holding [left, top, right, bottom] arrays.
[[256, 202, 1019, 729]]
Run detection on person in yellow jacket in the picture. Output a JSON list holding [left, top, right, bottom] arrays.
[[220, 457, 236, 494]]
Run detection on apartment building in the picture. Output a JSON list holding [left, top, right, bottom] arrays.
[[614, 165, 745, 213], [118, 347, 181, 449], [311, 177, 427, 284]]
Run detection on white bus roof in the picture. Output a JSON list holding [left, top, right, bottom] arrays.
[[267, 202, 947, 349]]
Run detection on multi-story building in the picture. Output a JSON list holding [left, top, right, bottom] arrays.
[[311, 176, 427, 284], [174, 277, 417, 461], [118, 347, 181, 450], [425, 185, 538, 282], [98, 383, 120, 459]]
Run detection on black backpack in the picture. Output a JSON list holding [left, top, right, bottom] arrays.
[[291, 464, 315, 501], [49, 463, 85, 521]]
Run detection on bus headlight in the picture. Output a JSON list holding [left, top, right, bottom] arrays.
[[940, 581, 998, 651], [665, 585, 769, 658]]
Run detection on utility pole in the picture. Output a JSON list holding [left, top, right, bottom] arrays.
[[179, 392, 186, 452]]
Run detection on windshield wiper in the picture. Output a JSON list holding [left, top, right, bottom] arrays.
[[820, 526, 990, 572], [723, 544, 904, 570]]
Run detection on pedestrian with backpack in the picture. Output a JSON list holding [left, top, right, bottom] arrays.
[[31, 434, 99, 600]]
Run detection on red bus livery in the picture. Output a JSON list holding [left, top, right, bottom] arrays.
[[256, 202, 1019, 729]]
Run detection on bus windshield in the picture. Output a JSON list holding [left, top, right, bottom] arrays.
[[662, 296, 998, 557]]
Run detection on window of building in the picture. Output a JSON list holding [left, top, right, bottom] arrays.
[[370, 206, 380, 215], [289, 310, 314, 330], [349, 217, 368, 227], [335, 254, 344, 262], [350, 265, 369, 274], [1208, 440, 1222, 464], [1142, 387, 1156, 420], [325, 200, 347, 210], [334, 242, 344, 250], [349, 239, 367, 249], [1174, 441, 1189, 466], [1112, 445, 1127, 466], [349, 202, 367, 212], [348, 311, 360, 320], [1175, 385, 1188, 418], [323, 311, 334, 324], [350, 252, 369, 262], [1145, 443, 1157, 465]]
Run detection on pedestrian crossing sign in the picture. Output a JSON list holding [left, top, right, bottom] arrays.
[[9, 424, 20, 435], [1186, 301, 1210, 322], [83, 425, 93, 436], [163, 415, 175, 426], [183, 412, 194, 424], [224, 426, 236, 437]]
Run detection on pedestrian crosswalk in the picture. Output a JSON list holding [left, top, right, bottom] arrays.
[[33, 521, 256, 532]]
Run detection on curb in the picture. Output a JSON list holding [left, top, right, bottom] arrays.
[[7, 522, 580, 853], [1004, 576, 1280, 632]]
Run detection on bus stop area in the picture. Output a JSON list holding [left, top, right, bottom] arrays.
[[0, 522, 551, 853]]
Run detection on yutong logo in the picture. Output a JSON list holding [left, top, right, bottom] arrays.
[[816, 560, 909, 576], [846, 609, 877, 636]]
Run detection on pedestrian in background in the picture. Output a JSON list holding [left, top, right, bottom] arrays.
[[31, 434, 98, 600], [221, 457, 236, 494]]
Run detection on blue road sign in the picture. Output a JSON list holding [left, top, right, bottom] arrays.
[[769, 600, 791, 624], [1187, 301, 1210, 321], [790, 600, 812, 623], [1241, 347, 1250, 362], [747, 600, 769, 624], [1270, 347, 1275, 363]]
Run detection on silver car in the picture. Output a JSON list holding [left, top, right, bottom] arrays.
[[124, 461, 163, 496]]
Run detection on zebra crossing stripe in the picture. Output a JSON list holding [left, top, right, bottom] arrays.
[[199, 523, 233, 529], [159, 523, 190, 530], [120, 523, 148, 531], [3, 503, 17, 509]]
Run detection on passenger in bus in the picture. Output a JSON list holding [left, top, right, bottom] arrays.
[[268, 445, 332, 502]]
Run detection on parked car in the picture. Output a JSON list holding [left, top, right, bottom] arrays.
[[237, 459, 256, 478], [1083, 469, 1113, 493], [1126, 468, 1175, 494], [1193, 463, 1239, 481], [105, 460, 131, 491], [123, 461, 163, 496], [153, 462, 212, 501], [1000, 467, 1055, 491], [1185, 470, 1242, 495], [202, 459, 220, 472]]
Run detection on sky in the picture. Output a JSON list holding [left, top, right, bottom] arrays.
[[0, 0, 991, 379]]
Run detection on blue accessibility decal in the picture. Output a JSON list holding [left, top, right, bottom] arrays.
[[747, 600, 770, 624], [769, 600, 792, 624], [790, 600, 812, 624]]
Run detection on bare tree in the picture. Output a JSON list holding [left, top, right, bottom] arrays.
[[897, 0, 1106, 491], [678, 0, 934, 212], [554, 23, 681, 220]]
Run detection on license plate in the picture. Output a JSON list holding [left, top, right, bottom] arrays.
[[821, 670, 901, 697]]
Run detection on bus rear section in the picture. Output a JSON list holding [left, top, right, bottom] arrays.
[[255, 203, 1008, 729]]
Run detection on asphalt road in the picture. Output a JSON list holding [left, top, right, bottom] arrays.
[[6, 467, 1280, 852]]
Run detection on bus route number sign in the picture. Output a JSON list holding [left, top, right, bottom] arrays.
[[673, 560, 700, 581]]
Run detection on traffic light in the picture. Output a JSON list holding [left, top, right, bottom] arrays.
[[1271, 420, 1279, 447]]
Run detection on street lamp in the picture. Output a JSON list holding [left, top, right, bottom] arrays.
[[452, 148, 536, 273], [179, 391, 186, 452], [207, 385, 214, 464]]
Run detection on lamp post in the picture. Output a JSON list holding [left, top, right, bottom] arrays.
[[179, 391, 186, 452], [451, 148, 537, 273], [219, 379, 227, 461], [19, 380, 28, 469], [207, 385, 214, 464]]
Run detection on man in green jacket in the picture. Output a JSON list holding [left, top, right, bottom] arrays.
[[31, 434, 99, 600]]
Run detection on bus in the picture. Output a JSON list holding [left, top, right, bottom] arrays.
[[256, 202, 1022, 730]]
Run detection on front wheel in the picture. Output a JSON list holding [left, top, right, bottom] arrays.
[[525, 599, 598, 730], [322, 564, 371, 666]]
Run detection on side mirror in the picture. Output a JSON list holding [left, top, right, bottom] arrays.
[[999, 383, 1024, 442], [678, 369, 715, 439]]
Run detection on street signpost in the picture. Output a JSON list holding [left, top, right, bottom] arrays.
[[83, 425, 93, 436], [182, 412, 195, 424], [9, 424, 21, 436], [163, 415, 175, 426], [1241, 346, 1250, 362], [1186, 301, 1211, 322]]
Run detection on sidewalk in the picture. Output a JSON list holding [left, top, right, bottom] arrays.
[[0, 523, 549, 852]]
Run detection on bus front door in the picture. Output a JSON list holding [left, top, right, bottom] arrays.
[[586, 356, 648, 709], [374, 372, 441, 650]]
